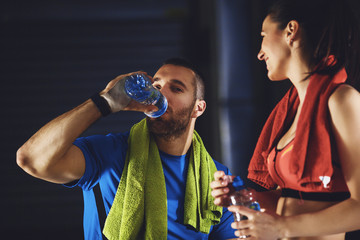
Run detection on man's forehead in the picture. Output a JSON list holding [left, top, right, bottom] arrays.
[[153, 64, 195, 86]]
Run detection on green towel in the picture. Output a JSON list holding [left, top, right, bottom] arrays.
[[184, 131, 223, 233], [103, 119, 167, 240], [103, 119, 223, 239]]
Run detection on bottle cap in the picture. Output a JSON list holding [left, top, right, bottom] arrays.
[[232, 176, 245, 190]]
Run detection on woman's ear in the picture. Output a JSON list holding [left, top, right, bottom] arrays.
[[192, 99, 206, 118], [285, 20, 300, 46]]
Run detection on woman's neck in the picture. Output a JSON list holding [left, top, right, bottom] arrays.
[[287, 56, 312, 103]]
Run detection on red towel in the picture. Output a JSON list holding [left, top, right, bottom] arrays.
[[248, 66, 347, 190]]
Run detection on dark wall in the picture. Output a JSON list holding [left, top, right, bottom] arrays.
[[1, 1, 201, 239], [2, 0, 360, 239]]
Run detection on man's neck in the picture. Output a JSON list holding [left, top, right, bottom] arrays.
[[154, 121, 195, 156]]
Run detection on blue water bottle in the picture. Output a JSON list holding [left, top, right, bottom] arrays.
[[124, 73, 168, 118], [228, 176, 261, 222]]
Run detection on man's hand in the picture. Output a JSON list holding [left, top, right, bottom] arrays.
[[101, 71, 157, 113], [210, 171, 236, 207]]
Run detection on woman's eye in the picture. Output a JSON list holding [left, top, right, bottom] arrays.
[[154, 85, 161, 90]]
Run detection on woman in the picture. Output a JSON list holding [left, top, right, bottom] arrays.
[[211, 0, 360, 239]]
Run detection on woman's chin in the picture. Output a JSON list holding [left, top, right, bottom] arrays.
[[267, 72, 287, 81]]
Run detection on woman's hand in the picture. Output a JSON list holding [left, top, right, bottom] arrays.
[[210, 171, 236, 207], [228, 205, 285, 240]]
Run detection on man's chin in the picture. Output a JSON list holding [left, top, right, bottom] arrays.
[[146, 117, 167, 132], [146, 106, 192, 140]]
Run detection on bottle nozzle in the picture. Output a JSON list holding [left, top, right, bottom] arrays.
[[232, 176, 245, 190]]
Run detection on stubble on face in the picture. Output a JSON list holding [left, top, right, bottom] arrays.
[[146, 100, 196, 141]]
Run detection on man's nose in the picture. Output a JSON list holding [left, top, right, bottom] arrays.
[[160, 88, 169, 100], [156, 84, 168, 98]]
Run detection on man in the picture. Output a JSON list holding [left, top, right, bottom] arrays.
[[17, 58, 236, 239]]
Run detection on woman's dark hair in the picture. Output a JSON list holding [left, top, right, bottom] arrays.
[[162, 57, 205, 100], [268, 0, 360, 84]]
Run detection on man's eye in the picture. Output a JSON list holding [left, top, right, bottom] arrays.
[[173, 87, 183, 92]]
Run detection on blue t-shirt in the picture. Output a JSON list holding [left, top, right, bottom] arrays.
[[67, 132, 236, 240]]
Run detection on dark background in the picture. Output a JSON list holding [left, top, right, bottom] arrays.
[[1, 0, 359, 239]]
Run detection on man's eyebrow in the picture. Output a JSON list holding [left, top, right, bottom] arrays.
[[153, 78, 188, 90], [170, 79, 187, 90]]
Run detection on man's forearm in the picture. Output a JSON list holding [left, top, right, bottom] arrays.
[[16, 99, 101, 181], [17, 71, 153, 183]]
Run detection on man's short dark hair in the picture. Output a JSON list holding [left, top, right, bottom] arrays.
[[162, 58, 205, 100]]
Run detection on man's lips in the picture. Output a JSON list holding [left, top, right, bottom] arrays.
[[156, 108, 170, 119]]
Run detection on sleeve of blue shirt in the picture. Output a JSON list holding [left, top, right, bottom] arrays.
[[66, 132, 129, 190], [64, 132, 129, 240], [209, 160, 237, 239]]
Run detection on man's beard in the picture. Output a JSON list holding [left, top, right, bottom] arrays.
[[146, 101, 195, 141]]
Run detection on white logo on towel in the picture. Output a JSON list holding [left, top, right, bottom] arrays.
[[319, 176, 331, 188]]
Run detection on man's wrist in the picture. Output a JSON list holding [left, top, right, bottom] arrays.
[[90, 93, 111, 117]]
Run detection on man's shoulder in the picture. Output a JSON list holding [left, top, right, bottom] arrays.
[[73, 131, 130, 154], [76, 131, 130, 143]]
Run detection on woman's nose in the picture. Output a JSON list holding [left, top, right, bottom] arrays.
[[257, 49, 265, 61]]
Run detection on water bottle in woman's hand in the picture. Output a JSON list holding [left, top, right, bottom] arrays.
[[223, 175, 261, 221]]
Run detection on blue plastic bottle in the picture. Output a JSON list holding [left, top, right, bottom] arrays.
[[228, 176, 261, 221], [124, 73, 168, 118]]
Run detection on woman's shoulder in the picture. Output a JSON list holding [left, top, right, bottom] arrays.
[[329, 84, 360, 111], [328, 84, 360, 129]]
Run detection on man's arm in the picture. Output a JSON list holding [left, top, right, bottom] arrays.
[[16, 71, 155, 184], [16, 99, 100, 184]]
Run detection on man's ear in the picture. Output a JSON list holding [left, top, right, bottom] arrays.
[[285, 20, 300, 46], [192, 99, 206, 118]]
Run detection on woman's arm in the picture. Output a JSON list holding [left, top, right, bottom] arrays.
[[228, 84, 360, 239]]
